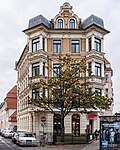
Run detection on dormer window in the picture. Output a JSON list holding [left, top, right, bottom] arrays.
[[69, 19, 75, 28], [58, 19, 63, 28]]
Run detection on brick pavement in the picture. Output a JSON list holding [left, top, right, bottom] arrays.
[[81, 140, 99, 150]]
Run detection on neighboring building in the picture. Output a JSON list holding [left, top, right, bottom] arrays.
[[16, 3, 113, 142], [0, 85, 17, 130], [104, 59, 113, 115]]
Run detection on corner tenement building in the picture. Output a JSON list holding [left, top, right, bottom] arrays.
[[16, 2, 113, 142]]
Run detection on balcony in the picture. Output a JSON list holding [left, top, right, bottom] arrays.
[[87, 75, 105, 85], [29, 75, 47, 88]]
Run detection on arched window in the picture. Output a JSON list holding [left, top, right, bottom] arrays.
[[69, 19, 75, 28], [58, 19, 63, 28], [72, 114, 80, 136]]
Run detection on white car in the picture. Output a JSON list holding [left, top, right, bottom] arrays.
[[16, 132, 37, 146], [4, 130, 14, 138]]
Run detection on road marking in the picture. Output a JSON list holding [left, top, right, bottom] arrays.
[[0, 137, 14, 149]]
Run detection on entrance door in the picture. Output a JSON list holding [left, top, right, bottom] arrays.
[[89, 119, 93, 134], [72, 114, 80, 136], [53, 114, 61, 135]]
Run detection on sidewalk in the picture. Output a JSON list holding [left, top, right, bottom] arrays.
[[81, 140, 99, 150]]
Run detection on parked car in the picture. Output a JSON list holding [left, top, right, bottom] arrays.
[[1, 129, 7, 137], [16, 132, 37, 146], [4, 130, 14, 138]]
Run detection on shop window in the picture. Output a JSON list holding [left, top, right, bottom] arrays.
[[72, 114, 80, 136]]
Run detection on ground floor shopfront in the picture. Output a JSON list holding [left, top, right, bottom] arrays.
[[17, 110, 99, 143]]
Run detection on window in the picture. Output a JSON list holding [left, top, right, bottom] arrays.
[[105, 88, 108, 97], [32, 62, 40, 76], [54, 89, 62, 99], [95, 62, 101, 76], [43, 37, 45, 51], [43, 62, 45, 76], [69, 19, 75, 28], [88, 37, 92, 51], [71, 64, 80, 77], [72, 114, 80, 136], [53, 64, 60, 77], [95, 88, 102, 96], [32, 38, 40, 52], [58, 19, 63, 28], [105, 74, 109, 82], [53, 40, 61, 53], [94, 37, 101, 52], [42, 88, 45, 98], [32, 88, 39, 100], [88, 88, 92, 94], [88, 62, 92, 76], [71, 40, 80, 53]]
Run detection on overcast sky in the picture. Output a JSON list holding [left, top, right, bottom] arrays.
[[0, 0, 120, 113]]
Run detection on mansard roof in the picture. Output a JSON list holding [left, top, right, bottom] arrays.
[[25, 3, 108, 33], [81, 14, 104, 29], [28, 14, 51, 29]]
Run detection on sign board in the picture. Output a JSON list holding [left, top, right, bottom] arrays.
[[100, 116, 120, 150], [41, 116, 46, 123]]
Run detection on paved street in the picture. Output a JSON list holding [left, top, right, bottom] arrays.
[[0, 136, 99, 150]]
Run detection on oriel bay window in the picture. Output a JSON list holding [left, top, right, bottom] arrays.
[[72, 114, 80, 136], [32, 38, 40, 52], [32, 88, 39, 100], [53, 40, 61, 53], [32, 62, 40, 76], [95, 62, 101, 77], [71, 40, 80, 53]]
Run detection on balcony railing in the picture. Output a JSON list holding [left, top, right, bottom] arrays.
[[87, 75, 104, 85], [29, 75, 47, 88]]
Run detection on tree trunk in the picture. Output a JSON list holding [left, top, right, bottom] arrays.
[[61, 112, 65, 142]]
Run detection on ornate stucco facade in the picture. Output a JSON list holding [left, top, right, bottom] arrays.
[[16, 3, 113, 142]]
